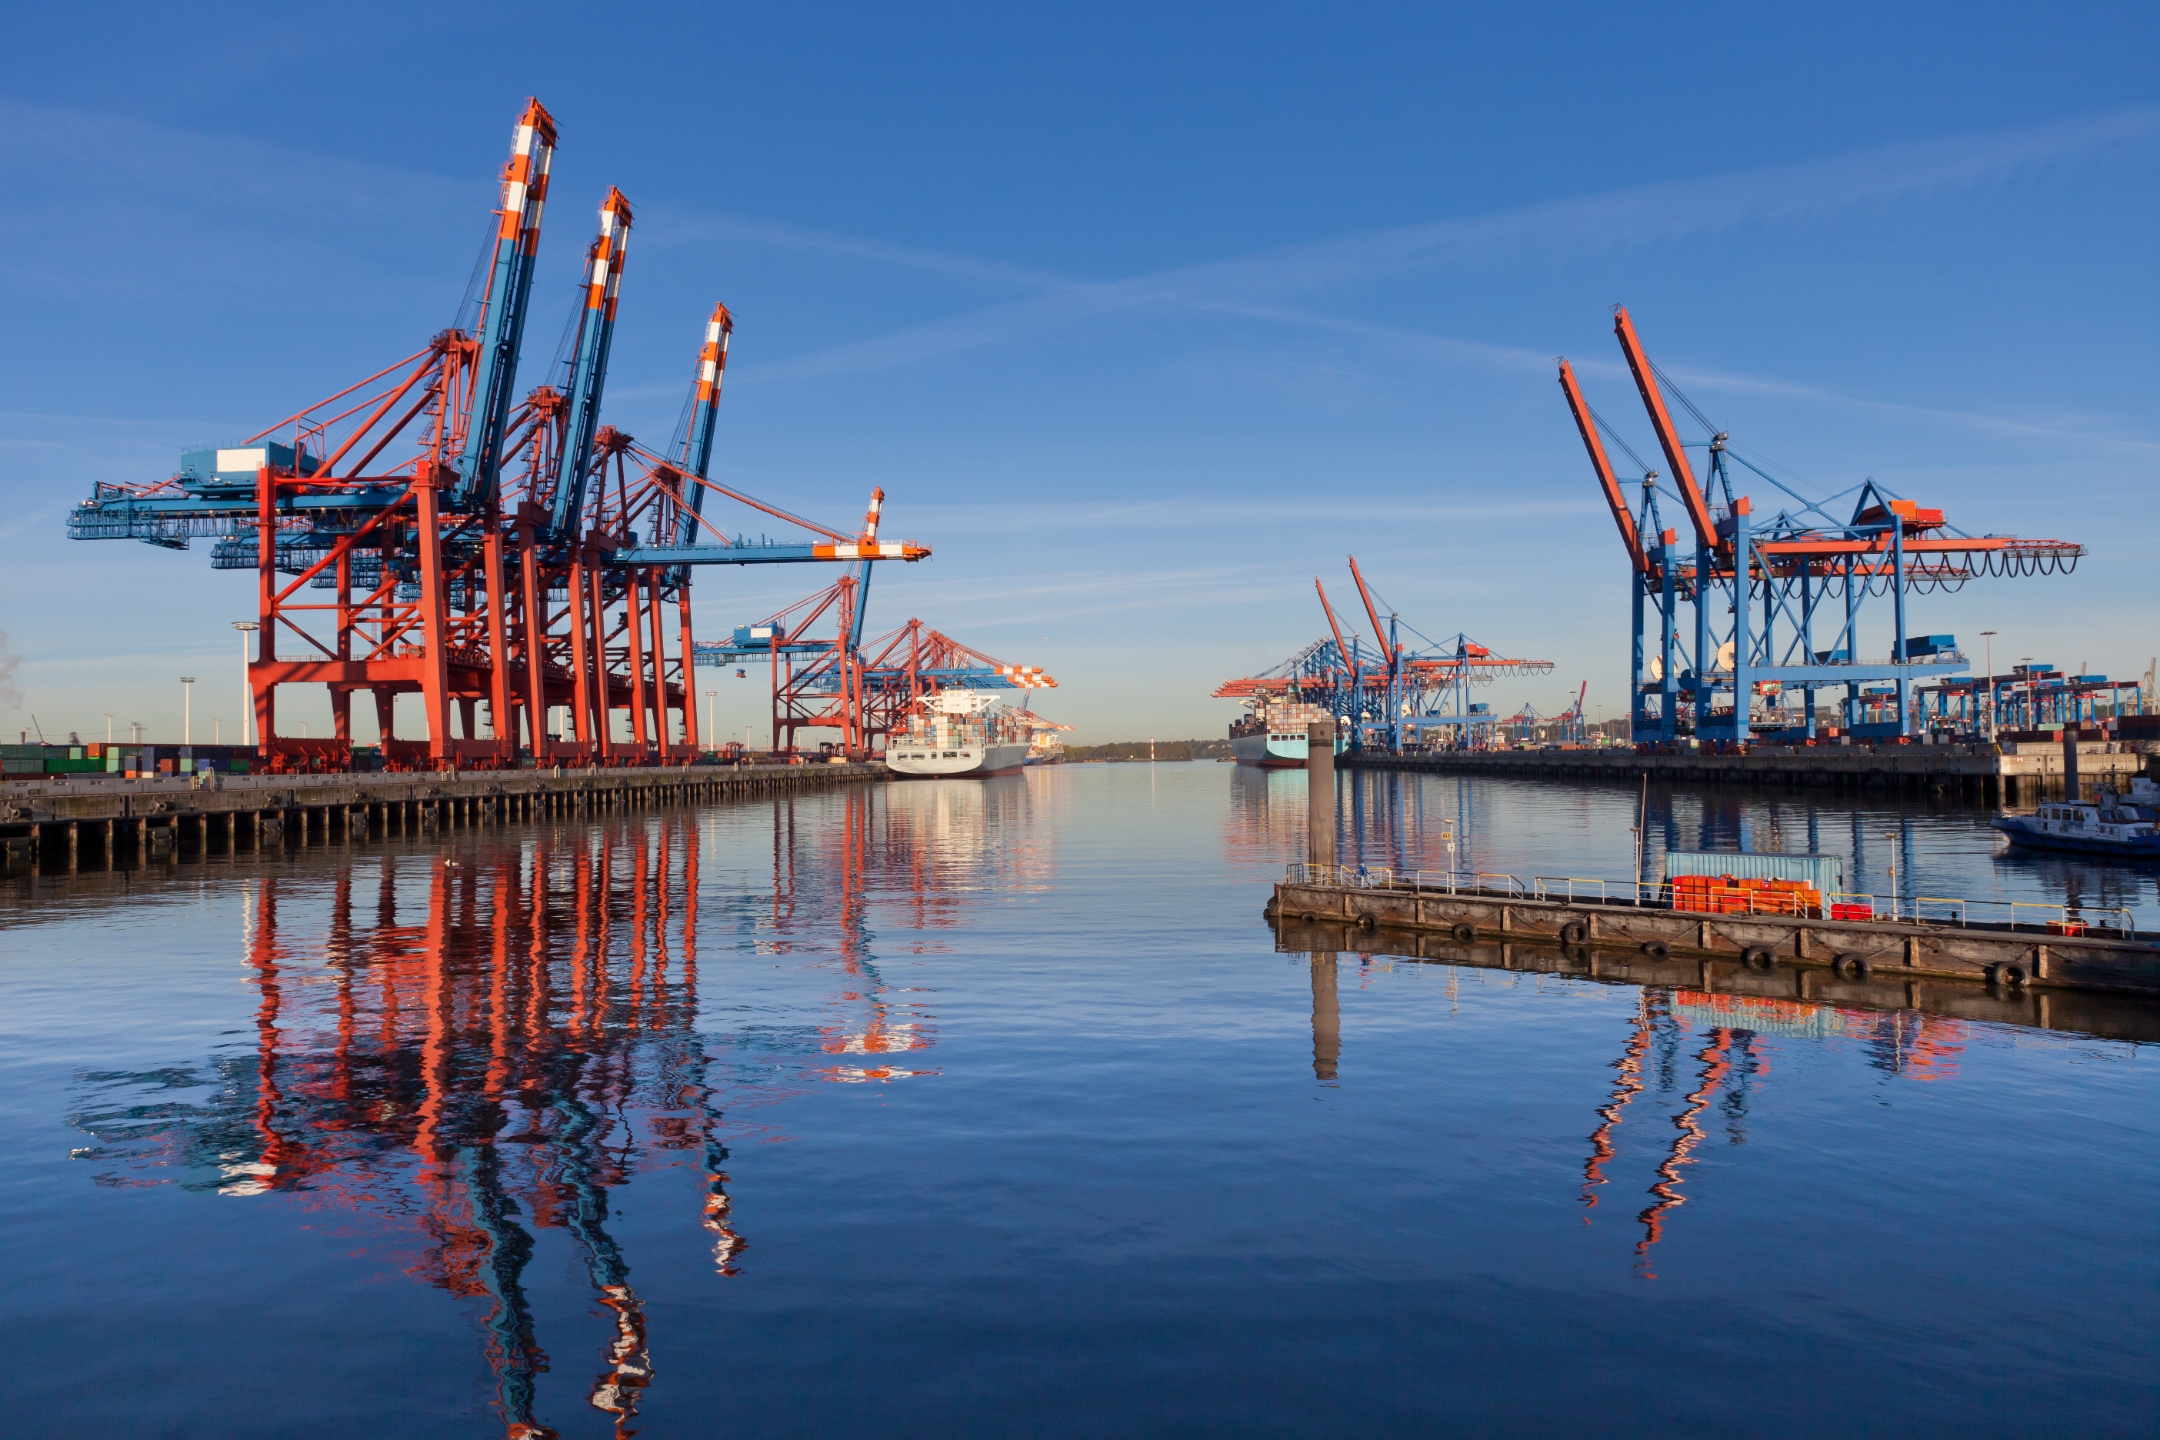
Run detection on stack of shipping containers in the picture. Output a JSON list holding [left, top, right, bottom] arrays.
[[0, 744, 260, 778]]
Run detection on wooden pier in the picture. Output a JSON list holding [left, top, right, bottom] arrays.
[[1267, 873, 2160, 997], [1343, 740, 2150, 803], [0, 761, 886, 872]]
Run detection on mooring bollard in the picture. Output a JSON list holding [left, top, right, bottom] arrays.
[[1307, 718, 1336, 872]]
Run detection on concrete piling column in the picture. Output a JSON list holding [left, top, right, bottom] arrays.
[[2063, 734, 2080, 802], [1307, 719, 1337, 873], [1310, 953, 1340, 1081]]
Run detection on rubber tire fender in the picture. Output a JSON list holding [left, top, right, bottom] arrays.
[[1299, 910, 1317, 925], [1356, 912, 1376, 931], [1559, 921, 1590, 946], [1451, 922, 1477, 943], [1742, 946, 1776, 974], [1987, 961, 2028, 989], [1642, 940, 1671, 959], [1833, 953, 1871, 980]]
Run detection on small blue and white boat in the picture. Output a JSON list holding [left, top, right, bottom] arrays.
[[1992, 779, 2160, 857]]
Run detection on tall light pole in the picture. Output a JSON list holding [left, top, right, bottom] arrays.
[[1980, 631, 1997, 739], [179, 677, 198, 744], [103, 714, 113, 745], [704, 691, 716, 753], [233, 621, 260, 748]]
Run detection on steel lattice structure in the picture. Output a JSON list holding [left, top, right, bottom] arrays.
[[1213, 557, 1554, 752], [65, 99, 929, 771], [692, 558, 1056, 756], [1558, 307, 2083, 743]]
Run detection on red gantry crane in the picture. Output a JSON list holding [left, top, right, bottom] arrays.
[[65, 100, 930, 771]]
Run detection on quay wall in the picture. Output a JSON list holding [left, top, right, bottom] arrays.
[[0, 762, 886, 872], [1341, 742, 2150, 802]]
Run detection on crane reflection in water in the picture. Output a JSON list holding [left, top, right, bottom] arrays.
[[64, 783, 985, 1439], [1297, 950, 1968, 1280], [1576, 988, 1964, 1277]]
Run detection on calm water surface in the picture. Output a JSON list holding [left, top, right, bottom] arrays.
[[1, 763, 2153, 1436]]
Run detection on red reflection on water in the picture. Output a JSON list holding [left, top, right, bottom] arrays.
[[1577, 989, 1967, 1277], [241, 826, 720, 1437], [83, 800, 972, 1439], [1579, 991, 1651, 1217], [1634, 1021, 1735, 1279]]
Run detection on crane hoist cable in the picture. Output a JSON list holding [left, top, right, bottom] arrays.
[[1586, 403, 1658, 481]]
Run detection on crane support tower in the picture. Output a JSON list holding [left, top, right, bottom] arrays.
[[1558, 308, 2083, 744], [1214, 558, 1553, 754], [64, 100, 930, 771], [693, 554, 1057, 758]]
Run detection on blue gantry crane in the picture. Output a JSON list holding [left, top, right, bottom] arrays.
[[1215, 558, 1554, 753], [1558, 307, 2085, 744]]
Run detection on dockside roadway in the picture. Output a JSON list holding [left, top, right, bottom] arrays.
[[0, 761, 886, 872], [1343, 740, 2149, 802]]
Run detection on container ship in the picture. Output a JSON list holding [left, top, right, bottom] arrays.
[[887, 690, 1032, 778], [1022, 715, 1071, 765], [1229, 699, 1343, 769]]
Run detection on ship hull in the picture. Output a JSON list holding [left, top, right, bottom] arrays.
[[1990, 818, 2160, 858], [888, 742, 1032, 779], [1232, 731, 1310, 769]]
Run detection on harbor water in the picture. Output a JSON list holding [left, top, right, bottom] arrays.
[[1, 762, 2153, 1435]]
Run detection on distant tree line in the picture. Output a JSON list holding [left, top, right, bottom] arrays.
[[1063, 738, 1236, 762]]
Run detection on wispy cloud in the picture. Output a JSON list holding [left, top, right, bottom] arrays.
[[637, 211, 1075, 292], [1646, 361, 2160, 452], [0, 630, 22, 711], [0, 97, 478, 307], [897, 494, 1598, 537], [741, 106, 2160, 383], [1246, 306, 2160, 452]]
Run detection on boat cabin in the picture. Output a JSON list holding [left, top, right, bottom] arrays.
[[2026, 802, 2156, 838]]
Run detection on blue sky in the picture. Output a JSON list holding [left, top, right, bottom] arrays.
[[2, 3, 2154, 746]]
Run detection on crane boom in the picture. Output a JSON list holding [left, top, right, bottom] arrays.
[[1612, 306, 1718, 549], [1346, 555, 1393, 660], [1315, 578, 1353, 667], [550, 187, 634, 540], [453, 98, 556, 508], [673, 302, 734, 545], [850, 487, 885, 638], [1557, 357, 1649, 572]]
